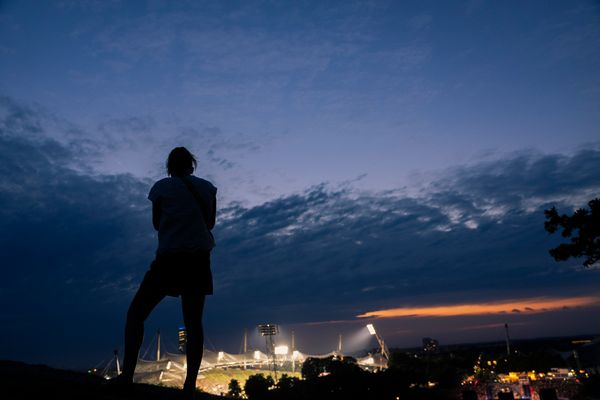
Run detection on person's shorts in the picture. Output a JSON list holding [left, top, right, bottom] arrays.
[[142, 249, 213, 297]]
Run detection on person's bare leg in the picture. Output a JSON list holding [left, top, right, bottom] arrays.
[[121, 277, 165, 382], [181, 292, 206, 394]]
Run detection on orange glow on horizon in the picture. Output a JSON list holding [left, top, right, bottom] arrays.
[[356, 296, 600, 319]]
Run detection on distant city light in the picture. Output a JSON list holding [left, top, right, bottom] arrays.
[[274, 345, 289, 355], [366, 324, 377, 335]]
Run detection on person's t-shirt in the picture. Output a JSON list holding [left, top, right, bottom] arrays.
[[148, 175, 217, 254]]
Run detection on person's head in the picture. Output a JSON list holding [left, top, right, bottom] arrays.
[[166, 147, 197, 177]]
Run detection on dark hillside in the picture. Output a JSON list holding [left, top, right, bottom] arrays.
[[0, 360, 224, 400]]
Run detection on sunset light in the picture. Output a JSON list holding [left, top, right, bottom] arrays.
[[356, 296, 600, 319]]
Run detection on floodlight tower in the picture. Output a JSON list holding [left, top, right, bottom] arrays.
[[258, 324, 279, 381], [291, 331, 296, 373], [243, 329, 248, 370], [366, 323, 390, 360], [156, 329, 161, 361]]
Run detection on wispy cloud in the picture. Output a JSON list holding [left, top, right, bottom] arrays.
[[2, 94, 600, 365], [356, 296, 600, 319]]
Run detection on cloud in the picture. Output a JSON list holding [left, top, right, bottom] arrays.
[[213, 144, 600, 306], [0, 96, 157, 366], [208, 145, 600, 330], [355, 297, 600, 319], [70, 1, 434, 127], [1, 95, 600, 366]]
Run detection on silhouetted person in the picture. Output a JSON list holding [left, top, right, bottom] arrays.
[[115, 147, 216, 399]]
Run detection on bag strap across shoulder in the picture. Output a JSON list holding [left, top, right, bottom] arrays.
[[179, 176, 210, 224]]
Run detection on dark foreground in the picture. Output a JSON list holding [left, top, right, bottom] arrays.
[[0, 360, 224, 400]]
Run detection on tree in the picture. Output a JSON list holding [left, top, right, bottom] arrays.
[[244, 373, 274, 400], [388, 352, 428, 385], [301, 357, 325, 380], [275, 374, 300, 391], [227, 378, 242, 398], [544, 198, 600, 267]]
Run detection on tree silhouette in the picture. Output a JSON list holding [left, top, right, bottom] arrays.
[[227, 378, 242, 398], [275, 374, 300, 391], [301, 357, 325, 380], [244, 373, 274, 400], [544, 198, 600, 267]]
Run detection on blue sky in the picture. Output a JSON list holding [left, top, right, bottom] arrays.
[[0, 0, 599, 368]]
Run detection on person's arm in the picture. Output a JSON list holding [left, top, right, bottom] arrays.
[[152, 200, 161, 231]]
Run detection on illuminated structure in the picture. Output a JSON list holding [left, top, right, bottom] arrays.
[[366, 323, 390, 361], [258, 323, 279, 380], [113, 349, 121, 375], [156, 329, 161, 361], [291, 330, 296, 372], [100, 325, 387, 394], [463, 368, 580, 400], [178, 327, 187, 353]]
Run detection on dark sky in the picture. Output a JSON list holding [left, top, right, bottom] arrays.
[[0, 0, 599, 369]]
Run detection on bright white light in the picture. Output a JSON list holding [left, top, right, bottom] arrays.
[[274, 345, 289, 355], [218, 351, 224, 361], [366, 324, 377, 335], [292, 350, 300, 359], [254, 350, 261, 360], [364, 357, 375, 365], [166, 361, 172, 370]]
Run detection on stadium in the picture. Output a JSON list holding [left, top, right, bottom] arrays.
[[93, 323, 389, 395]]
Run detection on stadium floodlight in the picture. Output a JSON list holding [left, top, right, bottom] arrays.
[[366, 324, 377, 336], [257, 323, 280, 381], [254, 350, 261, 360], [274, 345, 289, 355], [218, 351, 224, 361], [258, 324, 279, 336], [366, 323, 390, 362]]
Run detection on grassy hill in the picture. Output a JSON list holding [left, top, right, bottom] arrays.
[[0, 360, 225, 400]]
